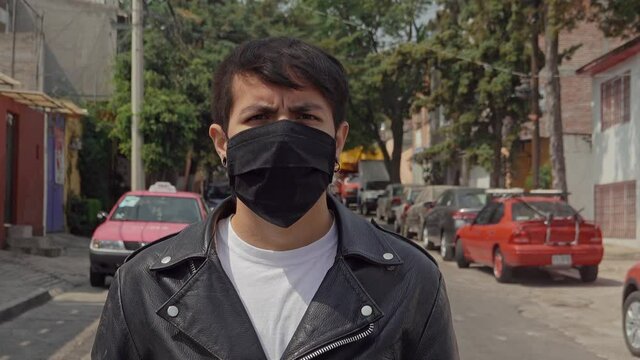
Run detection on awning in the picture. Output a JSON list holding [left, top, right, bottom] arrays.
[[0, 73, 20, 87], [0, 89, 87, 116]]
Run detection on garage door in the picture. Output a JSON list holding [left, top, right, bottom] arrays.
[[594, 180, 636, 239]]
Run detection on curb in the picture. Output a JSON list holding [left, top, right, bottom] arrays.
[[0, 286, 65, 323]]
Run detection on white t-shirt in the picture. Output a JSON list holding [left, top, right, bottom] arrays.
[[216, 216, 338, 360]]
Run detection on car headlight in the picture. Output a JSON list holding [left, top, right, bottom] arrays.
[[90, 239, 126, 251]]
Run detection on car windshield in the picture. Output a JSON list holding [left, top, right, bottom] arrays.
[[458, 192, 487, 208], [111, 195, 202, 223], [512, 201, 577, 221]]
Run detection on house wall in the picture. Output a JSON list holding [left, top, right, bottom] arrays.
[[564, 134, 594, 219], [591, 54, 640, 240], [0, 96, 45, 247], [468, 165, 490, 189]]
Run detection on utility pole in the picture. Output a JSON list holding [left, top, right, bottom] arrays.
[[529, 4, 541, 189], [131, 0, 145, 190]]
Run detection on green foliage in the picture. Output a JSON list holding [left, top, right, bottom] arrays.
[[66, 196, 102, 236], [421, 0, 530, 184], [590, 0, 640, 38], [525, 163, 552, 189]]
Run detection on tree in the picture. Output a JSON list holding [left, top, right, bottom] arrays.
[[591, 0, 640, 38], [419, 0, 530, 187], [289, 0, 433, 183], [542, 0, 586, 193]]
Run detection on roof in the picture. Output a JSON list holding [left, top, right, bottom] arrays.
[[0, 72, 20, 87], [0, 89, 87, 116], [123, 190, 201, 199], [576, 36, 640, 75]]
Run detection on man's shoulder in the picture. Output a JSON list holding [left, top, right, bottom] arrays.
[[370, 220, 441, 280]]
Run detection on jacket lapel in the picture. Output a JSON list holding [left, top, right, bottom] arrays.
[[281, 257, 384, 360], [156, 256, 267, 360]]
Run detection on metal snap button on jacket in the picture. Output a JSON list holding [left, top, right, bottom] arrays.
[[161, 256, 171, 264], [383, 253, 394, 260], [167, 306, 179, 317], [361, 305, 373, 316]]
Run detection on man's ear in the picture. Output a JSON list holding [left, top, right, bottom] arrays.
[[209, 123, 228, 163], [334, 121, 349, 158]]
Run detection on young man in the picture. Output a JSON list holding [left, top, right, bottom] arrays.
[[92, 37, 459, 360]]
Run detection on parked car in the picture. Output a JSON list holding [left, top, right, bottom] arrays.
[[423, 187, 486, 260], [623, 262, 640, 357], [392, 185, 426, 234], [358, 180, 390, 215], [404, 185, 458, 245], [89, 182, 209, 287], [339, 174, 360, 207], [357, 160, 390, 215], [376, 183, 404, 223], [455, 191, 604, 283], [205, 182, 232, 210]]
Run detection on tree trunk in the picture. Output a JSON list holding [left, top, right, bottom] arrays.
[[530, 8, 541, 188], [544, 0, 568, 193], [389, 117, 404, 183]]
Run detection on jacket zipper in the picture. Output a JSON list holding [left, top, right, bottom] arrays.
[[297, 323, 374, 360], [189, 260, 197, 275]]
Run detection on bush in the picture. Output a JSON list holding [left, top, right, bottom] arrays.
[[525, 163, 553, 190], [67, 196, 103, 236]]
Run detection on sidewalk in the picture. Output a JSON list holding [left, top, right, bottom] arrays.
[[0, 233, 91, 323]]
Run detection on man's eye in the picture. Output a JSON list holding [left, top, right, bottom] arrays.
[[248, 114, 270, 121], [297, 113, 319, 121]]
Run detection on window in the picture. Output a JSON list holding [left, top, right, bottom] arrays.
[[600, 71, 631, 131], [488, 204, 504, 224], [475, 203, 498, 225], [457, 191, 487, 208], [112, 195, 202, 224], [439, 191, 453, 206], [595, 181, 636, 239], [512, 201, 577, 221]]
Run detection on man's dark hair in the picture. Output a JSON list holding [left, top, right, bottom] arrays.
[[211, 37, 349, 131]]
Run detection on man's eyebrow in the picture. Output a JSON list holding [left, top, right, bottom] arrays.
[[289, 102, 325, 112], [239, 104, 278, 117]]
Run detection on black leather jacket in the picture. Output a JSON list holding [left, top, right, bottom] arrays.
[[92, 196, 459, 359]]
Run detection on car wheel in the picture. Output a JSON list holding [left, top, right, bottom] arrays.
[[455, 238, 470, 268], [90, 270, 106, 288], [579, 265, 598, 283], [440, 232, 454, 261], [421, 224, 436, 250], [624, 291, 640, 357], [493, 248, 513, 283]]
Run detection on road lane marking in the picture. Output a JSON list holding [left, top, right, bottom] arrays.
[[48, 318, 100, 360]]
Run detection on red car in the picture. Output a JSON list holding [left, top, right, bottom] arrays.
[[624, 262, 640, 357], [455, 192, 603, 283], [338, 174, 360, 207], [89, 182, 209, 287]]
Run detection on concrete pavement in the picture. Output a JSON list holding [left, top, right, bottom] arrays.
[[0, 233, 91, 323]]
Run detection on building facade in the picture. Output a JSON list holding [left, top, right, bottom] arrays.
[[578, 36, 640, 241]]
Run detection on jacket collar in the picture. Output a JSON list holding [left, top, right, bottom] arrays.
[[149, 195, 403, 270]]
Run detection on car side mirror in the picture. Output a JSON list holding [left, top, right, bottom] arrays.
[[97, 211, 108, 223]]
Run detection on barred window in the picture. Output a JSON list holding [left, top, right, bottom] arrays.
[[594, 181, 636, 239], [600, 71, 631, 131]]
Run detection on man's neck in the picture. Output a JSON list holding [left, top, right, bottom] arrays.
[[230, 193, 334, 251]]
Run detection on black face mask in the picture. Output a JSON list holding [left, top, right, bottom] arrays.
[[226, 120, 336, 228]]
